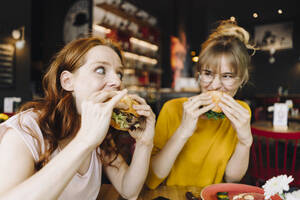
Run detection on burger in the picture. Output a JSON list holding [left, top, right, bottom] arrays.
[[205, 91, 225, 120], [110, 95, 145, 132]]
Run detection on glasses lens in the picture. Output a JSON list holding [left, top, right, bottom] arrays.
[[222, 78, 236, 86], [200, 72, 239, 87], [201, 73, 213, 83]]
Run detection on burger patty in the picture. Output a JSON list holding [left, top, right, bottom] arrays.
[[112, 109, 143, 130]]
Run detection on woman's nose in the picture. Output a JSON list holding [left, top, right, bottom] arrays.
[[210, 75, 222, 90], [106, 73, 121, 88]]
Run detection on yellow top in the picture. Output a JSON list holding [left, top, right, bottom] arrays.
[[146, 97, 251, 189]]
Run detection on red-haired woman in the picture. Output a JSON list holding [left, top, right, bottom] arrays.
[[0, 37, 155, 200]]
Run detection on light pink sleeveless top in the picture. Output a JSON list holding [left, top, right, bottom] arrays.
[[0, 110, 102, 200]]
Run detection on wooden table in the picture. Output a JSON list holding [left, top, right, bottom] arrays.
[[251, 120, 300, 133], [97, 184, 203, 200], [250, 120, 300, 186]]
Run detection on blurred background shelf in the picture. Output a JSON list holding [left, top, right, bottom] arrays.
[[93, 0, 162, 102]]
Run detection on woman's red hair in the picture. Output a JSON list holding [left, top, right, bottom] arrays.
[[19, 37, 124, 169]]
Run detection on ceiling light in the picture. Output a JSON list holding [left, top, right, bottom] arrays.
[[12, 29, 21, 40], [230, 16, 236, 22], [93, 24, 111, 34], [253, 13, 258, 18], [12, 26, 25, 49], [123, 51, 157, 65], [124, 68, 135, 75], [278, 9, 283, 14], [129, 37, 158, 51]]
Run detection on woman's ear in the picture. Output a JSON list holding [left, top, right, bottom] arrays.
[[60, 70, 74, 91]]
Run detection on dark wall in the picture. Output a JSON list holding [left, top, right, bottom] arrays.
[[251, 48, 299, 95], [32, 0, 78, 67], [0, 0, 32, 112], [240, 16, 300, 97], [31, 0, 92, 96], [31, 0, 75, 95]]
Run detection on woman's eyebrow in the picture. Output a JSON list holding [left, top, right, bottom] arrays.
[[202, 69, 213, 73], [93, 61, 110, 66]]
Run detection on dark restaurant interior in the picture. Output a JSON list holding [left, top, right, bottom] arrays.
[[0, 0, 300, 199], [1, 0, 300, 112]]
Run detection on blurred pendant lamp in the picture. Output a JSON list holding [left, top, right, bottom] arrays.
[[12, 26, 25, 49]]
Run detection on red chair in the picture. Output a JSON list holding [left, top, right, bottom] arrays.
[[250, 125, 300, 187], [254, 107, 266, 121]]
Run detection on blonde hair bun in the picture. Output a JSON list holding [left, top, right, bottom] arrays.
[[209, 19, 255, 52]]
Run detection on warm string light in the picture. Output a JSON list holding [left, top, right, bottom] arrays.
[[252, 9, 283, 19], [230, 16, 236, 22], [190, 51, 196, 56]]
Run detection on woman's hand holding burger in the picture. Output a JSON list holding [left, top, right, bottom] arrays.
[[126, 95, 156, 147], [76, 89, 128, 149], [218, 93, 253, 147], [180, 93, 215, 138]]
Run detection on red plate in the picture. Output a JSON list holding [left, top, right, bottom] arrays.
[[200, 183, 282, 200]]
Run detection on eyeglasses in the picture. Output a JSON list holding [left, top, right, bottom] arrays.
[[199, 70, 240, 87]]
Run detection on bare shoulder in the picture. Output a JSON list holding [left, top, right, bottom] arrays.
[[0, 128, 35, 193], [1, 127, 34, 154]]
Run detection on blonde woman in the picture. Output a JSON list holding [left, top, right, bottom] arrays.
[[147, 19, 254, 189]]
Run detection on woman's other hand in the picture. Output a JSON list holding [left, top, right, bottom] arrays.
[[77, 89, 128, 148], [127, 95, 155, 147], [219, 93, 252, 147], [180, 93, 215, 138]]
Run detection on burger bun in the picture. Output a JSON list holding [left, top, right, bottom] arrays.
[[117, 95, 139, 117], [207, 91, 223, 113]]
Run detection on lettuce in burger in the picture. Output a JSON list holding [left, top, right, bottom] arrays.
[[110, 95, 145, 132], [205, 91, 225, 120]]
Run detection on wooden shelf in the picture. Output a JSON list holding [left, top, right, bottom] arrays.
[[95, 22, 160, 45], [123, 50, 158, 60], [96, 3, 157, 29], [93, 2, 162, 91]]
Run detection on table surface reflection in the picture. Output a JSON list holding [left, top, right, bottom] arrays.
[[97, 184, 203, 200]]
